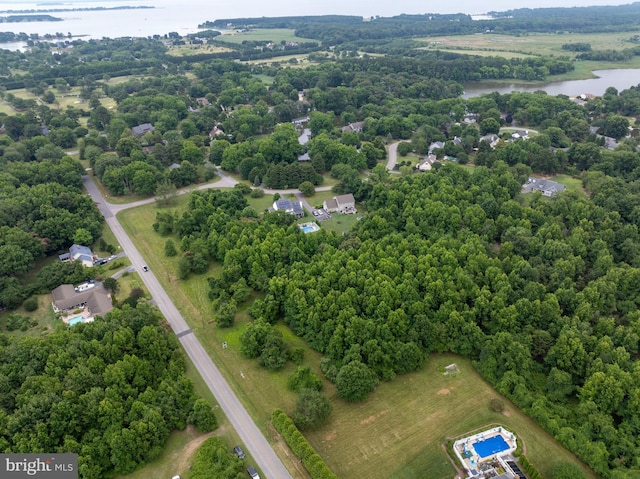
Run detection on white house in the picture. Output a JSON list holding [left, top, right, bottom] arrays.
[[323, 194, 356, 214]]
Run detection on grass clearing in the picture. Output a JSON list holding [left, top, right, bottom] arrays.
[[318, 212, 362, 234], [550, 174, 585, 195], [418, 31, 640, 79], [218, 28, 315, 44], [306, 354, 597, 479]]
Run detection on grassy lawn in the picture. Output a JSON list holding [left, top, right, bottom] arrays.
[[218, 28, 315, 44], [550, 174, 586, 195], [315, 212, 362, 235], [117, 196, 596, 479], [0, 294, 59, 337], [252, 73, 275, 85], [306, 354, 597, 479]]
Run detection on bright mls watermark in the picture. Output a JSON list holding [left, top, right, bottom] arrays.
[[1, 454, 78, 478]]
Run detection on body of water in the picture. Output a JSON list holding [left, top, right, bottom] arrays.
[[463, 69, 640, 98], [0, 0, 632, 41]]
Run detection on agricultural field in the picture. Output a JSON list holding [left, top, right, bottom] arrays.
[[217, 28, 315, 45], [117, 196, 595, 479], [167, 43, 233, 56], [418, 31, 640, 59]]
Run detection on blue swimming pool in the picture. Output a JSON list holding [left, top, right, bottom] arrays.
[[68, 316, 84, 326], [473, 435, 509, 458]]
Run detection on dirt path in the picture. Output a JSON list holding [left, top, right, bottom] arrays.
[[172, 425, 219, 473]]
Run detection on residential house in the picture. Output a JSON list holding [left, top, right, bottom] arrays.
[[418, 154, 437, 172], [297, 152, 311, 162], [59, 244, 95, 267], [480, 134, 500, 148], [196, 97, 210, 106], [341, 121, 365, 133], [51, 284, 113, 323], [131, 123, 155, 137], [428, 141, 445, 154], [272, 198, 304, 218], [511, 130, 529, 140], [168, 163, 182, 170], [209, 125, 225, 139], [522, 177, 566, 197], [452, 136, 463, 147], [324, 194, 356, 214]]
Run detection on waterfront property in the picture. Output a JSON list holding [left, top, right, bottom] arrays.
[[453, 427, 518, 479]]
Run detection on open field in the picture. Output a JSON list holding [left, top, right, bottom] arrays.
[[167, 43, 233, 57], [306, 354, 597, 479], [550, 174, 585, 195], [418, 31, 640, 59], [218, 28, 315, 45], [117, 193, 596, 479]]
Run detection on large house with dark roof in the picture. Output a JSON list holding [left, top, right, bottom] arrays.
[[272, 198, 304, 218], [131, 123, 155, 137]]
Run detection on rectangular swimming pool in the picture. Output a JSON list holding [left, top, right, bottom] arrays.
[[473, 435, 509, 458], [68, 316, 84, 326]]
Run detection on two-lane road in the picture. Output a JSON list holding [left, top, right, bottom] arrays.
[[83, 175, 293, 479]]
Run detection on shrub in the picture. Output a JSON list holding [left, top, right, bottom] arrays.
[[292, 389, 332, 430], [250, 188, 264, 198], [23, 297, 38, 312], [271, 409, 338, 479]]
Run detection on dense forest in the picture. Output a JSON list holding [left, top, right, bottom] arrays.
[[0, 303, 218, 478]]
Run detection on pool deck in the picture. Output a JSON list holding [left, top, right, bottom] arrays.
[[61, 305, 95, 326], [453, 426, 517, 479], [299, 221, 320, 233]]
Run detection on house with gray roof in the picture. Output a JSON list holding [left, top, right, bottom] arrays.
[[131, 123, 155, 137], [522, 177, 566, 197], [323, 194, 356, 214], [60, 244, 95, 267], [51, 284, 113, 323]]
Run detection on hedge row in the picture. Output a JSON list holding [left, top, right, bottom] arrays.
[[518, 455, 542, 479], [271, 409, 338, 479]]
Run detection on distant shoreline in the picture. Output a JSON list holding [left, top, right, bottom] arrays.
[[0, 6, 155, 14]]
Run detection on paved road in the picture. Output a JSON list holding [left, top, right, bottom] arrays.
[[387, 140, 409, 171], [83, 175, 293, 479]]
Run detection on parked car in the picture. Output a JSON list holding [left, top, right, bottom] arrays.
[[233, 446, 246, 459], [247, 466, 260, 479]]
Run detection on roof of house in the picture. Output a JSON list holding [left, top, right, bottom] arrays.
[[274, 199, 303, 216], [298, 152, 311, 161], [324, 198, 338, 210], [168, 163, 182, 170], [131, 123, 155, 137], [70, 244, 92, 256], [525, 178, 566, 195], [52, 284, 113, 316], [335, 194, 355, 207], [298, 128, 312, 145], [341, 121, 364, 132]]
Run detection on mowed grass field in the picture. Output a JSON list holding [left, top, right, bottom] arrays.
[[306, 354, 596, 479], [418, 31, 640, 58], [117, 194, 597, 479], [418, 31, 640, 79], [217, 28, 315, 44]]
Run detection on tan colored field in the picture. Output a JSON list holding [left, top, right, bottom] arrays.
[[418, 31, 640, 58], [167, 44, 233, 56]]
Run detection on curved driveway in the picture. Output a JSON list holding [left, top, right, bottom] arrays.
[[83, 175, 293, 479]]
